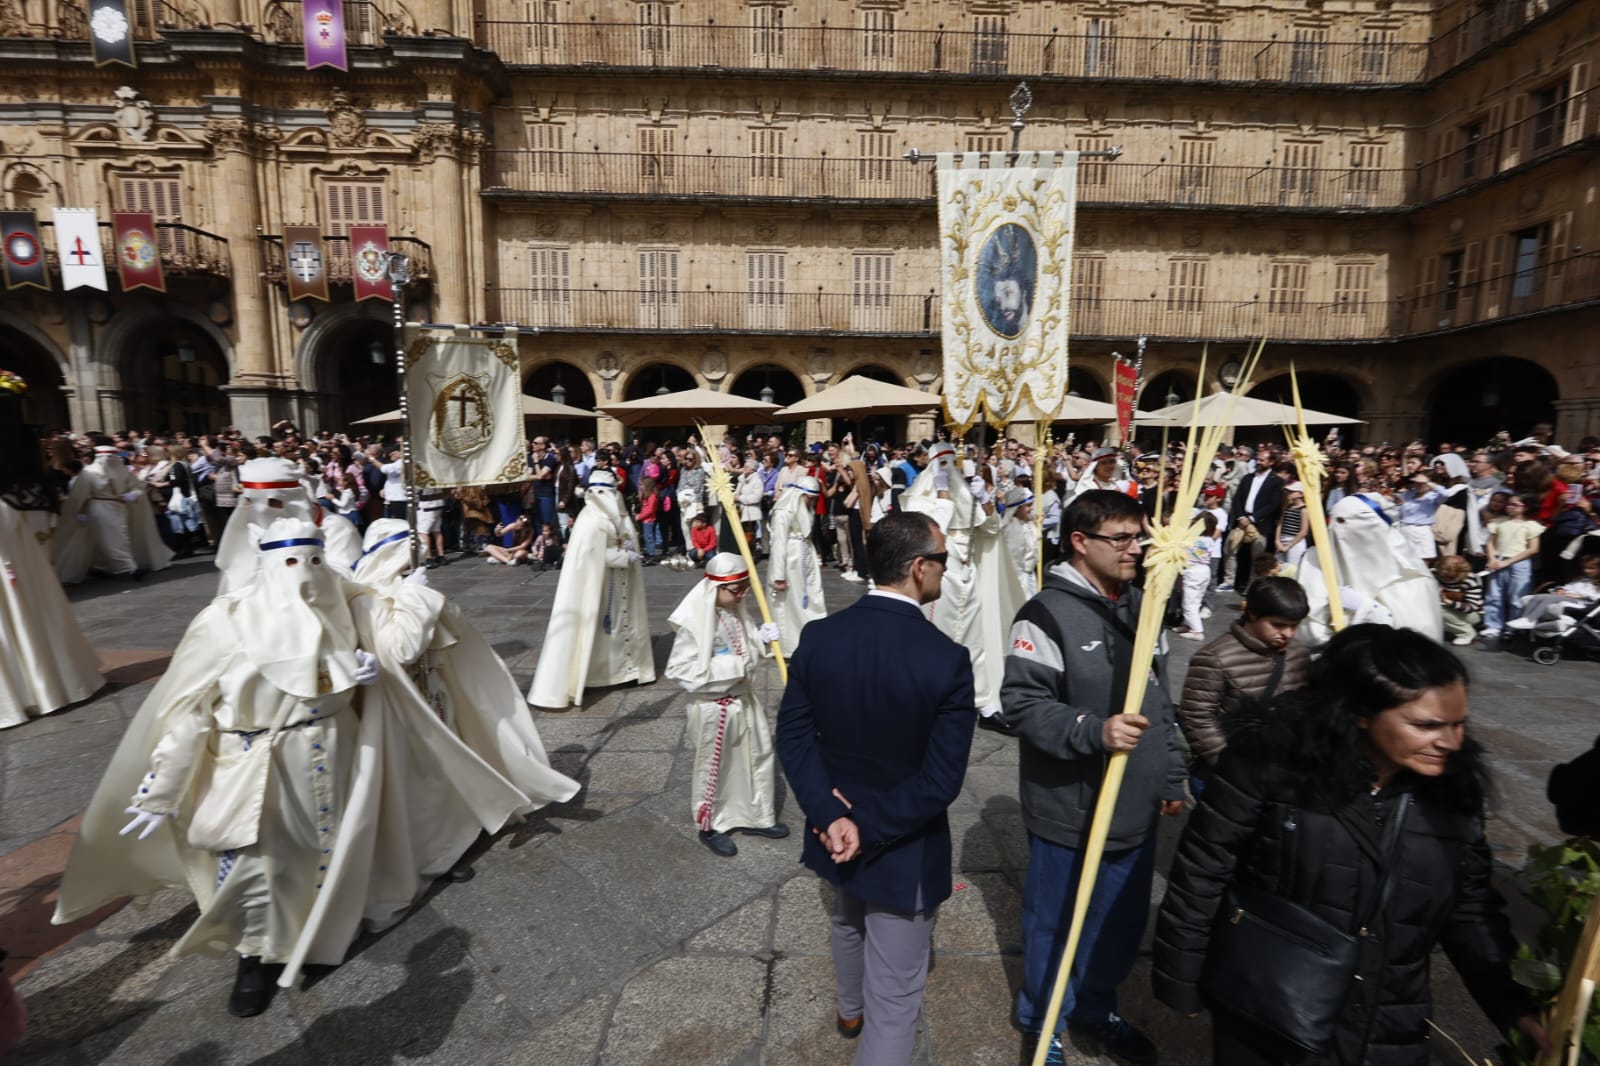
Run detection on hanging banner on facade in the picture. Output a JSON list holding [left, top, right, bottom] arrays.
[[284, 225, 330, 302], [935, 150, 1079, 432], [349, 225, 392, 302], [52, 207, 108, 291], [113, 211, 165, 292], [407, 331, 528, 488], [1113, 354, 1138, 445], [303, 0, 348, 72], [1, 210, 49, 291], [88, 0, 137, 68]]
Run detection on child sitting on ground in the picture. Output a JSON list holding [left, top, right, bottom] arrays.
[[687, 514, 718, 567], [1434, 554, 1485, 646], [1506, 552, 1600, 631], [530, 521, 563, 571]]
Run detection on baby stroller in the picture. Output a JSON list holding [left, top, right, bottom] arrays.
[[1507, 596, 1600, 665]]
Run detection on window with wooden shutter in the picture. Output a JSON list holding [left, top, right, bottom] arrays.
[[964, 131, 1007, 156], [1186, 23, 1220, 77], [1289, 27, 1326, 83], [1072, 255, 1105, 310], [1459, 241, 1482, 318], [637, 1, 671, 56], [116, 173, 185, 256], [1166, 257, 1207, 313], [1504, 95, 1528, 168], [745, 251, 787, 329], [1548, 211, 1572, 300], [971, 15, 1007, 74], [1332, 261, 1372, 314], [322, 179, 387, 237], [523, 0, 560, 62], [851, 252, 893, 331], [1267, 260, 1309, 314], [1279, 142, 1319, 205], [638, 126, 677, 182], [1358, 28, 1394, 80], [1077, 135, 1111, 186], [1084, 17, 1117, 76], [637, 247, 680, 327], [1566, 63, 1590, 145], [527, 122, 566, 177], [528, 243, 571, 326], [750, 127, 785, 181], [858, 130, 894, 184], [1483, 233, 1507, 316], [1457, 121, 1484, 183], [1441, 250, 1465, 311], [861, 8, 895, 60], [1347, 142, 1384, 204], [1530, 80, 1569, 155], [1177, 138, 1214, 202], [1510, 224, 1549, 301], [750, 4, 784, 60]]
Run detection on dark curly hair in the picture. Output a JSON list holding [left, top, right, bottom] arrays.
[[1227, 624, 1491, 814]]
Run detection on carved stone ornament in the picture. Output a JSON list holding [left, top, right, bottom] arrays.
[[202, 116, 254, 152], [535, 217, 558, 238], [413, 121, 460, 162], [114, 86, 155, 143], [701, 348, 727, 382], [808, 348, 831, 380], [327, 91, 367, 149], [754, 222, 778, 242]]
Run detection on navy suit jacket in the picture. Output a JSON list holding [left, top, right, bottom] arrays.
[[775, 593, 976, 913]]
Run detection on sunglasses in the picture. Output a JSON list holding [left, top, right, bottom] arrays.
[[918, 551, 949, 567]]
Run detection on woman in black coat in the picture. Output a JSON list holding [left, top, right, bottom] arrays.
[[1152, 625, 1549, 1066]]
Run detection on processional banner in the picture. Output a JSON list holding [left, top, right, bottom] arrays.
[[349, 225, 392, 302], [1113, 354, 1138, 445], [303, 0, 348, 71], [1, 210, 49, 291], [112, 211, 165, 292], [406, 331, 529, 488], [936, 150, 1078, 433], [53, 207, 108, 291]]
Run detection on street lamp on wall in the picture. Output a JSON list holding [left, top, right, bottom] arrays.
[[369, 341, 386, 366], [177, 342, 196, 364]]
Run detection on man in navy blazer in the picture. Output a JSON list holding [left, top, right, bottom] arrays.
[[776, 510, 976, 1065]]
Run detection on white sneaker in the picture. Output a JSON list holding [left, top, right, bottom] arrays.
[[485, 557, 503, 565], [1200, 608, 1213, 620], [1175, 630, 1205, 641], [842, 571, 864, 583], [1450, 634, 1474, 645], [1505, 617, 1536, 631], [1479, 629, 1501, 639]]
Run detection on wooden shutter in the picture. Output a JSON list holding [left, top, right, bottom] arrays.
[[851, 252, 892, 329], [1548, 211, 1572, 301], [1072, 255, 1105, 308], [528, 243, 571, 325], [862, 8, 895, 59], [117, 174, 186, 256], [746, 251, 786, 327], [1460, 240, 1482, 319], [1434, 128, 1457, 196], [323, 180, 387, 237], [1166, 257, 1207, 312], [1483, 233, 1507, 316], [1503, 94, 1528, 168], [638, 127, 676, 180], [1567, 63, 1591, 145]]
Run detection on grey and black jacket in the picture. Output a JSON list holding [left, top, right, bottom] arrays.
[[999, 562, 1189, 851]]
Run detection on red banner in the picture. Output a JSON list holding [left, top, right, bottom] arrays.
[[1113, 355, 1137, 445], [284, 225, 329, 302], [113, 211, 165, 293], [349, 225, 392, 302]]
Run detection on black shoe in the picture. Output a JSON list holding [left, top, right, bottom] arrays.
[[837, 1014, 863, 1039], [1067, 1012, 1158, 1066], [227, 955, 273, 1018], [698, 830, 738, 857], [444, 863, 475, 883], [736, 823, 790, 839]]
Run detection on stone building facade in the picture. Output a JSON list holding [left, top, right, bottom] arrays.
[[0, 0, 1595, 445]]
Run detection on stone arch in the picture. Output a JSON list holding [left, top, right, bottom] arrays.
[[291, 302, 394, 428], [0, 313, 71, 430], [98, 311, 232, 434], [620, 359, 698, 400], [97, 303, 236, 378], [1066, 368, 1109, 403], [1247, 372, 1366, 422], [2, 162, 59, 209], [837, 363, 906, 385], [1424, 356, 1558, 445], [729, 362, 806, 407], [1138, 369, 1195, 411], [523, 358, 599, 412]]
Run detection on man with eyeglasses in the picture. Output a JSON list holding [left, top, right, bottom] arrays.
[[999, 490, 1187, 1066]]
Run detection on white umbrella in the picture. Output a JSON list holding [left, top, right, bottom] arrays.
[[1135, 392, 1361, 428], [351, 394, 597, 425], [1051, 395, 1120, 423], [772, 375, 940, 421], [598, 387, 779, 428]]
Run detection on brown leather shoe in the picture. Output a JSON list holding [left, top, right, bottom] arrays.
[[837, 1014, 862, 1039]]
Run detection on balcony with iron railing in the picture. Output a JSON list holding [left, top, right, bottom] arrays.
[[1396, 250, 1600, 336], [481, 152, 1411, 212], [473, 20, 1428, 87], [37, 219, 230, 279], [1423, 0, 1583, 82], [1414, 87, 1597, 202], [261, 0, 413, 45], [259, 234, 433, 285], [44, 0, 200, 40]]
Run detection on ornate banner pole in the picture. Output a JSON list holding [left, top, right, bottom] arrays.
[[1034, 422, 1050, 587], [699, 423, 787, 682], [1028, 339, 1267, 1066]]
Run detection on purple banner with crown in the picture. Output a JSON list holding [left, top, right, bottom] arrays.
[[303, 0, 347, 71]]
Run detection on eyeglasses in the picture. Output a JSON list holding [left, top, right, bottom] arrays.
[[722, 582, 750, 596], [1082, 531, 1142, 550], [917, 551, 949, 568]]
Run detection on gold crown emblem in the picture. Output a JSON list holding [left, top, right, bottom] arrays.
[[315, 11, 333, 22]]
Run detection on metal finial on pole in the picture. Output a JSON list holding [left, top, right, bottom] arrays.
[[385, 251, 417, 567], [1008, 81, 1033, 160]]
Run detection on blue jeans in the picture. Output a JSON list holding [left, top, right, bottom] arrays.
[[532, 493, 557, 532], [641, 520, 660, 557], [1017, 831, 1156, 1035], [1483, 559, 1532, 632]]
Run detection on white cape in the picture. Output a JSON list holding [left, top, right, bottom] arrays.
[[1299, 493, 1444, 645], [764, 488, 826, 656]]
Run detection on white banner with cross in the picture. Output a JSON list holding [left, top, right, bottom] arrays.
[[405, 330, 528, 488], [52, 207, 108, 291]]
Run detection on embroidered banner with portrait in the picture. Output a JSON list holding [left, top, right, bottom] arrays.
[[406, 331, 529, 488], [935, 151, 1078, 432]]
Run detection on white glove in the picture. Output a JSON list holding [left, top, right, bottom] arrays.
[[979, 702, 1002, 719], [353, 649, 380, 687], [933, 468, 950, 491], [970, 477, 992, 504], [403, 567, 430, 587], [121, 490, 142, 503], [627, 551, 643, 564], [758, 622, 781, 644], [119, 806, 170, 841], [76, 513, 89, 524]]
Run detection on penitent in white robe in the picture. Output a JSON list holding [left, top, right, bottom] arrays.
[[527, 496, 654, 709], [100, 454, 174, 575], [765, 490, 825, 656], [666, 598, 777, 834], [0, 500, 104, 727], [1299, 492, 1444, 646], [1002, 510, 1040, 598]]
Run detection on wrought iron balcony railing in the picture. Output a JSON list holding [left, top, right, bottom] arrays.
[[487, 288, 942, 335], [259, 234, 433, 285], [37, 219, 230, 279], [48, 0, 199, 40], [1424, 0, 1582, 81], [261, 0, 412, 45], [481, 152, 1411, 211], [1395, 251, 1600, 336], [1414, 87, 1597, 202], [473, 20, 1427, 87]]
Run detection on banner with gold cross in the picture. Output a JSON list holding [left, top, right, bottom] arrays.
[[935, 150, 1079, 433], [405, 331, 529, 488]]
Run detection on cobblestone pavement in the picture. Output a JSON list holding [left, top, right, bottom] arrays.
[[0, 548, 1580, 1065]]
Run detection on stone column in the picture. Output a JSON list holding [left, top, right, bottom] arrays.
[[1358, 407, 1426, 447], [202, 115, 275, 384], [1554, 397, 1600, 441], [416, 122, 469, 324], [64, 301, 101, 431]]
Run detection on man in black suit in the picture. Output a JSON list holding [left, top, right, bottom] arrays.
[[775, 510, 976, 1066], [1226, 448, 1284, 594]]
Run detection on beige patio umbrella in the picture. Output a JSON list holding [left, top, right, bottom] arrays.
[[1135, 391, 1361, 428], [770, 374, 940, 420], [351, 394, 598, 424], [597, 386, 779, 428], [1051, 395, 1120, 423]]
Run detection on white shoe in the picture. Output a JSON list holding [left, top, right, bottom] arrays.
[[1450, 635, 1474, 646], [1479, 629, 1501, 639], [842, 571, 864, 583], [1175, 630, 1205, 641], [485, 557, 503, 564], [1505, 617, 1536, 631], [1200, 608, 1213, 620]]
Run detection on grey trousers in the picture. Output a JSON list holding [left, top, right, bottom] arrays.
[[829, 887, 935, 1066]]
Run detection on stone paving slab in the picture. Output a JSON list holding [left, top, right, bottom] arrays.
[[0, 550, 1576, 1064]]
